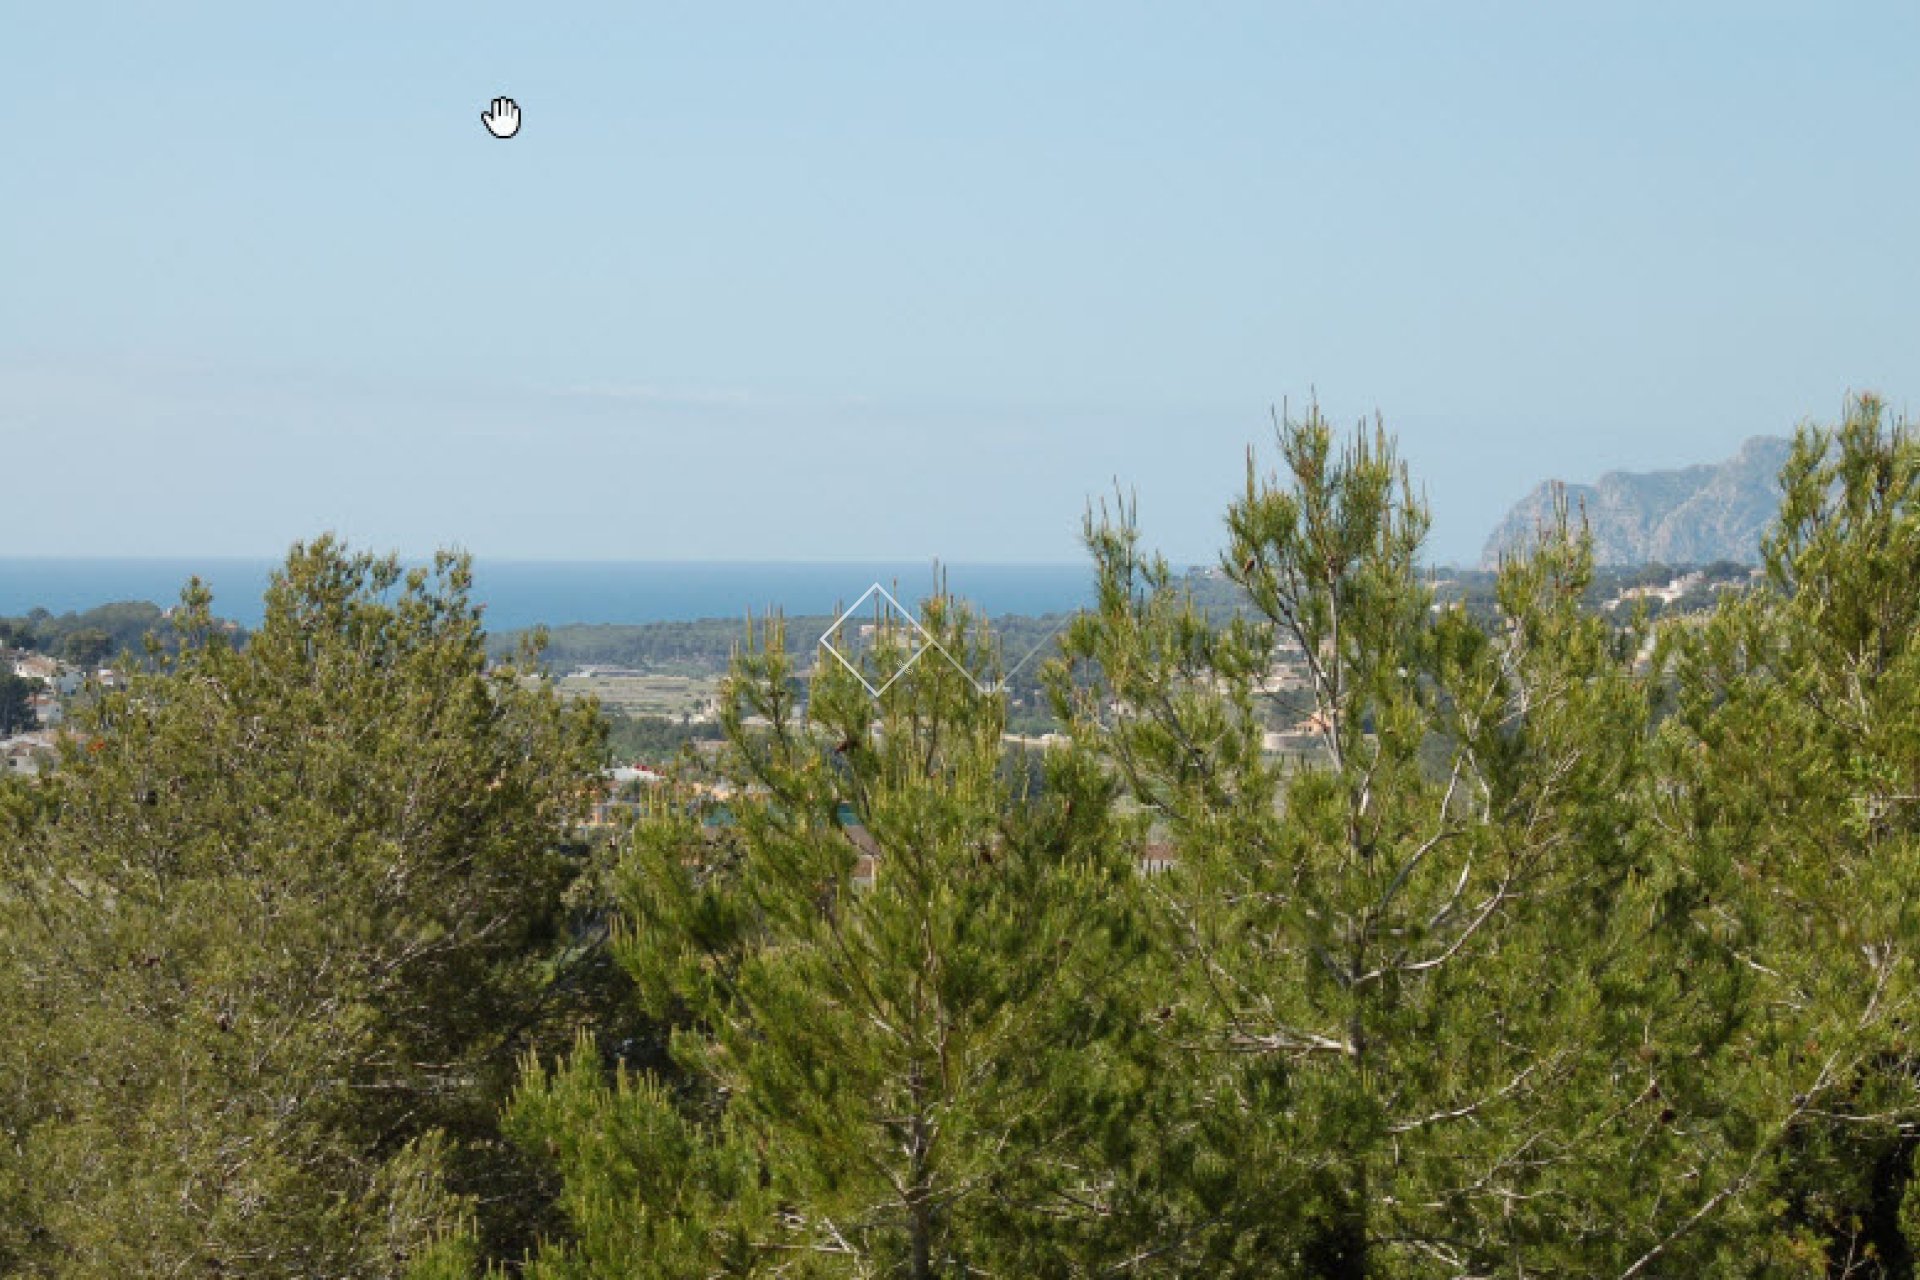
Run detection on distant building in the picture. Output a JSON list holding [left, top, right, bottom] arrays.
[[844, 822, 880, 889], [1000, 732, 1070, 751], [1254, 667, 1309, 694], [1609, 570, 1709, 611], [2, 737, 51, 779], [1138, 842, 1178, 875], [12, 655, 58, 681]]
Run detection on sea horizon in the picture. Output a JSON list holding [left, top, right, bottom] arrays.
[[0, 558, 1109, 633]]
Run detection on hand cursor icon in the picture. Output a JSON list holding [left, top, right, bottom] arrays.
[[482, 97, 521, 139]]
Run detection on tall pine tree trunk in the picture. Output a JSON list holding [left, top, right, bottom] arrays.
[[909, 1061, 934, 1280]]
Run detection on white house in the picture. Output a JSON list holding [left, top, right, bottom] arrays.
[[12, 655, 59, 682], [2, 739, 47, 779]]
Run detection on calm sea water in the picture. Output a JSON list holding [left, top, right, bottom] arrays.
[[0, 560, 1097, 632]]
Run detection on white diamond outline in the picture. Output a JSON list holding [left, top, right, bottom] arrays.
[[819, 584, 952, 698], [817, 584, 1072, 700]]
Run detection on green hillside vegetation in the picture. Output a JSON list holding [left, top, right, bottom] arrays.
[[497, 612, 1079, 684], [603, 708, 725, 764], [0, 600, 247, 666], [4, 394, 1918, 1276]]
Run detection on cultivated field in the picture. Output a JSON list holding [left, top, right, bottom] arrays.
[[554, 671, 720, 718]]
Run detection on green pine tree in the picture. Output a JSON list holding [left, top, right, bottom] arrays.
[[1661, 393, 1920, 1274], [1048, 403, 1758, 1275], [501, 597, 1163, 1277], [0, 537, 606, 1276]]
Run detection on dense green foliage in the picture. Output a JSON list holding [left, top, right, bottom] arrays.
[[5, 398, 1920, 1276], [1655, 394, 1920, 1272], [0, 541, 608, 1275], [0, 599, 244, 664], [0, 672, 38, 736], [499, 604, 1165, 1277], [1047, 415, 1760, 1274], [602, 709, 725, 765]]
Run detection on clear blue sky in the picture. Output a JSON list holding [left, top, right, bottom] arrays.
[[5, 3, 1916, 566]]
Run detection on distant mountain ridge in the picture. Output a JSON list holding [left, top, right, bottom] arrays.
[[1481, 436, 1793, 569]]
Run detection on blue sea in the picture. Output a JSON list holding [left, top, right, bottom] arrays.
[[0, 560, 1098, 632]]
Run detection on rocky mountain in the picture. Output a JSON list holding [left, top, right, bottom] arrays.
[[1481, 436, 1793, 568]]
